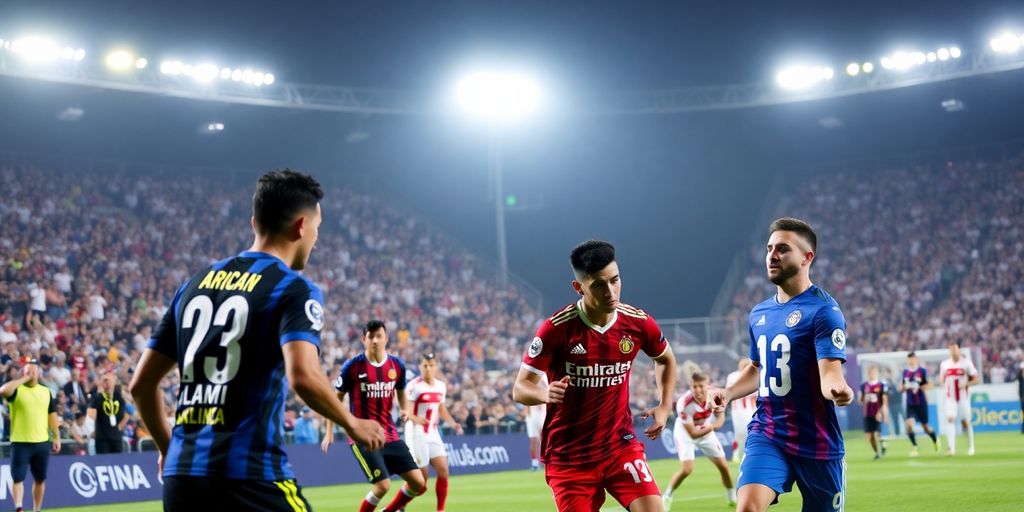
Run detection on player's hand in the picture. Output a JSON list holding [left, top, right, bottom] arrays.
[[52, 438, 61, 454], [875, 412, 882, 422], [157, 452, 165, 476], [706, 387, 729, 410], [452, 423, 464, 435], [546, 376, 570, 404], [348, 417, 386, 451], [320, 432, 334, 454], [829, 384, 854, 406], [641, 404, 672, 440]]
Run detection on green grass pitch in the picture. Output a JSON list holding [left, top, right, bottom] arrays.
[[50, 431, 1024, 511]]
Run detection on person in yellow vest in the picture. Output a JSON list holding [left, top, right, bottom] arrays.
[[0, 359, 61, 512]]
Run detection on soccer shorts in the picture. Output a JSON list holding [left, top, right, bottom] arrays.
[[404, 429, 447, 468], [350, 440, 419, 483], [10, 442, 50, 482], [863, 416, 881, 433], [944, 399, 971, 421], [674, 425, 725, 461], [738, 433, 846, 512], [906, 403, 929, 424], [525, 414, 545, 438], [163, 476, 312, 512], [544, 443, 660, 511]]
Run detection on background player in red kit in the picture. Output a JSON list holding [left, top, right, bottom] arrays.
[[513, 240, 677, 512]]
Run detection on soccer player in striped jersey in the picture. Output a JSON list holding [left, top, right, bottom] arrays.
[[899, 352, 937, 455], [403, 352, 463, 512], [130, 170, 385, 512], [939, 342, 980, 456], [321, 320, 425, 512], [513, 240, 677, 512], [859, 366, 887, 460], [709, 218, 854, 512]]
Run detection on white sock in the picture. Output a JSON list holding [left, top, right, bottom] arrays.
[[727, 488, 736, 501], [947, 423, 956, 451], [364, 492, 381, 505], [966, 424, 975, 449], [664, 489, 672, 498], [531, 459, 539, 467], [400, 484, 415, 498]]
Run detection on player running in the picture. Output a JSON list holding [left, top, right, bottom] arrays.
[[403, 352, 463, 512], [525, 401, 546, 471], [130, 170, 385, 511], [725, 358, 756, 463], [859, 366, 887, 460], [939, 342, 979, 456], [513, 240, 677, 512], [321, 320, 426, 512], [709, 217, 854, 512], [661, 372, 735, 510], [900, 352, 938, 455]]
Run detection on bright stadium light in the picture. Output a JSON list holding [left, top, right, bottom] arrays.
[[105, 50, 134, 70], [927, 52, 937, 62], [73, 48, 85, 61], [220, 67, 232, 79], [11, 36, 61, 63], [949, 46, 962, 58], [193, 63, 219, 82], [937, 47, 951, 60], [231, 69, 242, 81], [846, 62, 860, 76], [61, 46, 74, 60], [775, 65, 834, 90], [990, 33, 1020, 53], [160, 60, 184, 75], [264, 73, 275, 85], [455, 69, 543, 123], [135, 58, 147, 69], [862, 62, 874, 73]]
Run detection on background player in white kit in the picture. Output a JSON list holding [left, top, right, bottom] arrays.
[[662, 372, 735, 510], [725, 358, 756, 463], [524, 374, 547, 471], [939, 342, 979, 456], [404, 352, 463, 512]]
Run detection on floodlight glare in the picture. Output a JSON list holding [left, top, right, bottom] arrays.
[[73, 48, 85, 61], [775, 65, 833, 90], [105, 50, 134, 70], [11, 36, 60, 63], [949, 46, 961, 58], [937, 48, 950, 61], [862, 62, 874, 73], [455, 70, 543, 122], [241, 69, 254, 84], [220, 67, 232, 79], [193, 63, 219, 82], [845, 62, 860, 76], [160, 60, 183, 75], [927, 52, 937, 62], [990, 32, 1021, 53], [135, 58, 147, 69], [231, 69, 242, 81], [62, 46, 75, 60], [264, 73, 275, 85]]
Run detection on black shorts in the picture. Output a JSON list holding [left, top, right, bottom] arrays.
[[163, 475, 312, 512], [11, 442, 50, 482], [906, 403, 929, 424], [96, 438, 124, 454], [350, 440, 418, 483], [864, 416, 881, 433]]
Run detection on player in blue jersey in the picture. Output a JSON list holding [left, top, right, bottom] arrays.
[[130, 170, 385, 511], [710, 217, 854, 512], [899, 352, 938, 455]]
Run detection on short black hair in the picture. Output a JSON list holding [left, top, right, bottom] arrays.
[[691, 372, 708, 383], [570, 240, 616, 277], [907, 351, 916, 358], [363, 320, 387, 335], [769, 217, 817, 253], [252, 169, 323, 236], [420, 352, 436, 361]]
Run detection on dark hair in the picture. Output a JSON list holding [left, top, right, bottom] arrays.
[[570, 240, 616, 277], [252, 169, 323, 235], [907, 351, 916, 358], [420, 352, 436, 361], [769, 217, 817, 253], [691, 372, 708, 383], [363, 320, 387, 335]]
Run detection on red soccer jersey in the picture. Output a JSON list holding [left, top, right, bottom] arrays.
[[860, 380, 887, 418], [335, 353, 407, 444], [521, 300, 669, 465]]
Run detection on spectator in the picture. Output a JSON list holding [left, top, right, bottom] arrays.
[[87, 372, 127, 453], [293, 407, 320, 445], [69, 411, 95, 455]]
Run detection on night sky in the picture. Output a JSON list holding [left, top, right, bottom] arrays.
[[2, 0, 1024, 317]]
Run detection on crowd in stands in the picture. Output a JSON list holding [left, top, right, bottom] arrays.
[[728, 156, 1024, 384]]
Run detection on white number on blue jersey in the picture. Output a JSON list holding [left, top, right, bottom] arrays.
[[757, 334, 792, 397], [181, 295, 248, 384]]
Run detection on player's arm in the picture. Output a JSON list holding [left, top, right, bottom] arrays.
[[0, 373, 30, 398], [858, 385, 866, 404], [720, 361, 759, 405], [879, 391, 889, 421], [320, 391, 346, 451], [813, 306, 853, 406], [49, 411, 61, 453], [681, 417, 705, 438], [439, 402, 464, 435], [129, 349, 177, 457], [968, 363, 981, 386], [920, 371, 931, 391], [283, 342, 385, 451], [641, 347, 677, 439], [818, 359, 854, 406]]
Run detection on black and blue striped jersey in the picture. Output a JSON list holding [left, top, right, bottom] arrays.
[[148, 250, 324, 480]]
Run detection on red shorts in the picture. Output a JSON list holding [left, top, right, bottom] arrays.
[[544, 444, 660, 511]]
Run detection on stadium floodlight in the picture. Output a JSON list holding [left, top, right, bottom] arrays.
[[73, 48, 85, 61], [937, 48, 951, 61], [160, 60, 184, 75], [927, 52, 937, 62], [454, 69, 543, 123], [775, 65, 833, 90], [264, 73, 275, 85], [61, 46, 74, 60], [193, 63, 219, 83], [135, 58, 147, 69], [990, 32, 1021, 53], [241, 69, 254, 84], [105, 50, 134, 71], [845, 62, 860, 76], [862, 62, 874, 73], [231, 69, 242, 81], [11, 36, 61, 63], [949, 46, 961, 58], [220, 67, 232, 79]]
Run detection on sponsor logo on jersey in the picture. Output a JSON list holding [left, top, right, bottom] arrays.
[[304, 300, 324, 331], [564, 361, 632, 387], [786, 310, 802, 327], [831, 328, 846, 350], [528, 337, 543, 358], [618, 336, 635, 354], [570, 343, 587, 355], [755, 315, 766, 326], [388, 368, 398, 380]]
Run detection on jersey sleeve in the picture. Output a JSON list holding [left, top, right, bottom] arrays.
[[147, 281, 189, 360], [966, 360, 979, 377], [521, 319, 559, 377], [277, 279, 325, 350], [334, 359, 354, 394], [748, 324, 759, 364], [395, 358, 408, 391], [48, 392, 56, 414], [812, 304, 847, 362], [920, 368, 929, 385], [641, 314, 670, 358]]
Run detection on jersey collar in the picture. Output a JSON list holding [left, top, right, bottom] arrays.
[[576, 299, 618, 334], [238, 250, 287, 265]]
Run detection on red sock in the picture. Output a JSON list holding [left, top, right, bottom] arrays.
[[382, 485, 416, 512], [436, 477, 449, 510], [360, 500, 377, 512]]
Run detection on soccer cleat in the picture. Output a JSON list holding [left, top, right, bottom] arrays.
[[662, 494, 673, 511], [967, 447, 975, 456], [933, 440, 940, 453], [873, 453, 881, 460], [909, 447, 919, 457], [946, 449, 955, 457]]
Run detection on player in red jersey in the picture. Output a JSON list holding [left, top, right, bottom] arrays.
[[321, 320, 425, 512], [513, 240, 677, 512]]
